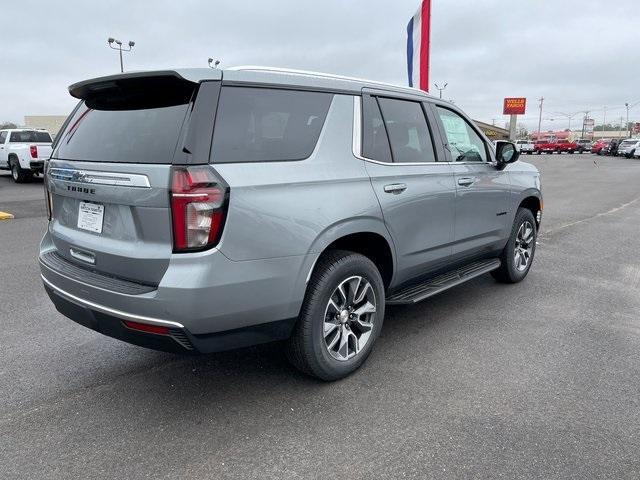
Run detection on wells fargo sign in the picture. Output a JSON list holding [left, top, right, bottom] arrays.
[[503, 97, 526, 115]]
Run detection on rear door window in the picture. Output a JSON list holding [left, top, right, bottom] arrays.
[[0, 131, 7, 143], [210, 87, 333, 163], [377, 97, 436, 163]]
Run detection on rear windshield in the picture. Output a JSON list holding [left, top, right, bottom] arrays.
[[10, 131, 52, 143], [210, 87, 333, 163], [53, 102, 189, 163]]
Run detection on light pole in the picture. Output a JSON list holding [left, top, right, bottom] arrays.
[[552, 111, 581, 138], [602, 106, 607, 140], [107, 37, 135, 73], [536, 97, 544, 141], [208, 58, 221, 69], [625, 102, 630, 138], [434, 82, 448, 99]]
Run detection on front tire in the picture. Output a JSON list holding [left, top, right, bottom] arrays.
[[492, 208, 537, 284], [286, 250, 385, 381]]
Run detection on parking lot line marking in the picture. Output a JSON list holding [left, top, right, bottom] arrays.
[[0, 211, 14, 220]]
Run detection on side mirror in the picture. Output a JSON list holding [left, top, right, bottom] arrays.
[[495, 141, 519, 168]]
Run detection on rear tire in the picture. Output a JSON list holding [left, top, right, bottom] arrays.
[[10, 160, 31, 183], [286, 250, 385, 381], [492, 208, 537, 284]]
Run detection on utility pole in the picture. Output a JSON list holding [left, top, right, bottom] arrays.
[[434, 83, 448, 99], [107, 37, 135, 72], [537, 97, 544, 141], [619, 116, 624, 139]]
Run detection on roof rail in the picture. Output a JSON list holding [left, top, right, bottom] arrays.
[[228, 65, 430, 96]]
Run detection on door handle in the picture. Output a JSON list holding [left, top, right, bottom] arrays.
[[384, 183, 407, 194], [457, 177, 475, 187]]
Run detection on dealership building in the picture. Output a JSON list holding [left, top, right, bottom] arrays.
[[23, 115, 67, 137]]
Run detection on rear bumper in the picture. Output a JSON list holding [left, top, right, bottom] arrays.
[[29, 160, 44, 172], [39, 230, 314, 352], [43, 275, 295, 354]]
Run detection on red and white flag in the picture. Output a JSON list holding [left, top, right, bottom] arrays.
[[406, 0, 431, 91]]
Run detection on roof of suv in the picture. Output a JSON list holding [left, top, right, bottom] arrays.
[[69, 66, 436, 101]]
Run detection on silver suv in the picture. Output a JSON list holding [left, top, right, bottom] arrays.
[[39, 67, 542, 380]]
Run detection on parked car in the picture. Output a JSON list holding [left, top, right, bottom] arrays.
[[534, 140, 554, 154], [616, 139, 640, 158], [553, 139, 578, 154], [574, 139, 592, 153], [602, 140, 619, 156], [591, 139, 610, 155], [0, 129, 53, 182], [39, 67, 542, 380], [515, 139, 534, 154]]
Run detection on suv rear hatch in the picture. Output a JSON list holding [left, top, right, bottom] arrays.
[[45, 71, 221, 286]]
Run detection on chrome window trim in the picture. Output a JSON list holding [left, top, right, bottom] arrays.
[[48, 168, 151, 188], [41, 274, 185, 329]]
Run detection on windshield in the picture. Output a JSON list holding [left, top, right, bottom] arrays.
[[9, 131, 52, 143]]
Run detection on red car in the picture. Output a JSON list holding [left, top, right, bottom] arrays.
[[534, 140, 554, 154], [591, 140, 610, 155], [553, 139, 578, 154], [534, 139, 577, 154]]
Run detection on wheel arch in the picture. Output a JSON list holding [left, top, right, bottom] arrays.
[[518, 194, 542, 227], [305, 219, 397, 291]]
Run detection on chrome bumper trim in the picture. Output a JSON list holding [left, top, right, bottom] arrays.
[[41, 274, 184, 329]]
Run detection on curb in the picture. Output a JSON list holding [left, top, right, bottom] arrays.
[[0, 211, 15, 220]]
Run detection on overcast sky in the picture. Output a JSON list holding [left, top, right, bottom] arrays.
[[1, 0, 638, 131]]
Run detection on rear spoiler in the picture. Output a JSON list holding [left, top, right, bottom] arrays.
[[68, 70, 222, 110]]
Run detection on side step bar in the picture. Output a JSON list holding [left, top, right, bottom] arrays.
[[386, 258, 501, 305]]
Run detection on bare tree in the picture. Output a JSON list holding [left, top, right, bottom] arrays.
[[0, 122, 17, 129]]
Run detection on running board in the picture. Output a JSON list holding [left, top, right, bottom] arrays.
[[386, 258, 501, 305]]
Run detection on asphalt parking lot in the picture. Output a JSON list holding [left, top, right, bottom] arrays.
[[1, 154, 639, 479]]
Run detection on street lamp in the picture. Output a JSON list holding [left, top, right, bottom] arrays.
[[552, 111, 580, 133], [107, 37, 135, 73], [434, 82, 448, 99], [208, 58, 221, 69], [625, 102, 630, 138]]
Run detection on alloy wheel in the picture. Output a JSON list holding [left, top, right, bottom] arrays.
[[514, 221, 534, 272], [323, 276, 376, 361]]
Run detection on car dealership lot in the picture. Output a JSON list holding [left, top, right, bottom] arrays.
[[1, 154, 639, 479]]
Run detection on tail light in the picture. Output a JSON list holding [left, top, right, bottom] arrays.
[[44, 161, 52, 221], [30, 145, 38, 158], [170, 165, 228, 252]]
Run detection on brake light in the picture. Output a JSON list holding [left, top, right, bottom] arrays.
[[30, 145, 38, 158], [170, 166, 228, 252]]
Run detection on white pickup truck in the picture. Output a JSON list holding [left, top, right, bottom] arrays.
[[515, 139, 535, 154], [0, 129, 53, 183]]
